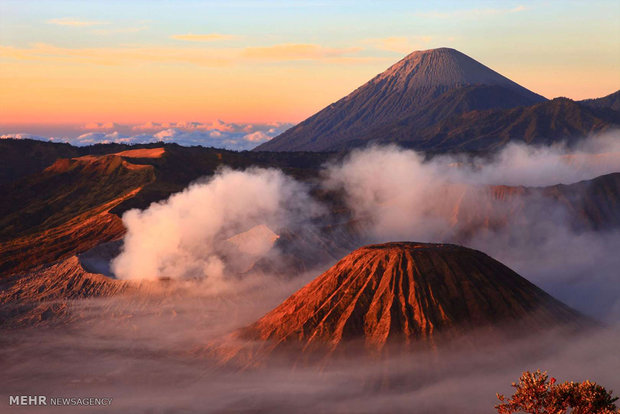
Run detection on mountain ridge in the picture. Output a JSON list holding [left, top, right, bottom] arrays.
[[255, 47, 546, 152], [255, 48, 620, 153], [379, 97, 620, 153]]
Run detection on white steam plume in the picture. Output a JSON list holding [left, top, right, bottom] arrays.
[[111, 167, 321, 284], [436, 132, 620, 186]]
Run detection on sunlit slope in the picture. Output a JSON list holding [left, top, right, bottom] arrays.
[[0, 154, 156, 275], [233, 242, 582, 357], [256, 47, 546, 152]]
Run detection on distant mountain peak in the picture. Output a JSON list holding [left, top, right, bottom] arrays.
[[374, 47, 522, 90], [255, 48, 546, 152]]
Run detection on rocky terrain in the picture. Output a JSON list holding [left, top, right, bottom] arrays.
[[0, 256, 130, 328], [0, 151, 157, 275], [1, 137, 618, 280], [225, 242, 582, 363], [0, 141, 332, 276]]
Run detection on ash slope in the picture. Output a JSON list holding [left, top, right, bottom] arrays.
[[255, 47, 546, 152], [0, 256, 130, 328], [240, 242, 582, 354]]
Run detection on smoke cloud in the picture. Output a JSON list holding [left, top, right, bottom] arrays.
[[325, 132, 620, 240], [112, 167, 322, 288], [437, 131, 620, 186]]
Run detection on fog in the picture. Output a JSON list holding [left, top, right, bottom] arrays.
[[3, 132, 619, 413], [433, 131, 620, 187], [1, 281, 619, 413]]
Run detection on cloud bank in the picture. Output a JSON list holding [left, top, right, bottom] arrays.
[[1, 275, 618, 414], [1, 120, 293, 151]]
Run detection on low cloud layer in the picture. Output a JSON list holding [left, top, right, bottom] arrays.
[[1, 279, 618, 414], [1, 120, 292, 151]]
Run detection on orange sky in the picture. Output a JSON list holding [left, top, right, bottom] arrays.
[[1, 1, 619, 125], [0, 51, 387, 124]]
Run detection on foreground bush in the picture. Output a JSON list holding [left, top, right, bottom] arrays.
[[496, 370, 619, 413]]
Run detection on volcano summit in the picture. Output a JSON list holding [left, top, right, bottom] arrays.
[[256, 48, 546, 152], [256, 48, 620, 152], [239, 242, 582, 355]]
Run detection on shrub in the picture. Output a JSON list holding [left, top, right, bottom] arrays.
[[496, 370, 619, 413]]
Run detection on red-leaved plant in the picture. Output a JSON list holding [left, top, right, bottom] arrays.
[[496, 370, 619, 413]]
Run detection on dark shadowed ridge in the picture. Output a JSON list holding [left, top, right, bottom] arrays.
[[235, 242, 582, 358], [392, 97, 620, 153], [581, 89, 620, 112], [255, 47, 546, 152]]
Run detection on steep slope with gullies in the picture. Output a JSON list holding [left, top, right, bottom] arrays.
[[436, 172, 620, 239], [0, 139, 167, 185], [538, 172, 620, 230], [0, 256, 130, 328], [0, 140, 334, 276], [0, 153, 156, 241], [0, 188, 141, 277], [237, 243, 581, 356], [255, 48, 545, 152]]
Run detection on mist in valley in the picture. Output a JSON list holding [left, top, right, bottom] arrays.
[[2, 131, 620, 413], [2, 277, 618, 413]]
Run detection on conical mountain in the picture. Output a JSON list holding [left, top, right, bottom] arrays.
[[239, 242, 581, 354], [366, 47, 539, 95], [255, 48, 546, 152]]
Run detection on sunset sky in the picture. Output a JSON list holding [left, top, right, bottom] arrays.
[[1, 0, 619, 129]]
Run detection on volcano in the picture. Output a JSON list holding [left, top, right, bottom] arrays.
[[239, 242, 581, 354], [255, 47, 546, 152]]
